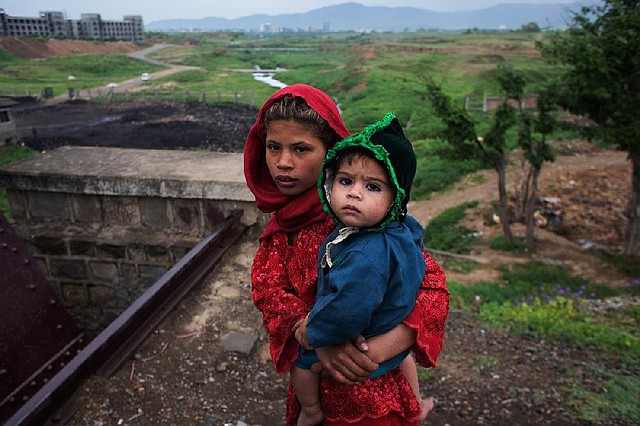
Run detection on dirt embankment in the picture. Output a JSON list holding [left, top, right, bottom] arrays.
[[0, 38, 140, 59]]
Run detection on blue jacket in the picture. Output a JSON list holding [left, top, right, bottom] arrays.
[[305, 215, 426, 375]]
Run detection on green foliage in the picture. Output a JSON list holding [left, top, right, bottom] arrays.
[[421, 77, 480, 161], [0, 54, 165, 94], [0, 146, 37, 218], [421, 64, 560, 249], [424, 201, 479, 253], [537, 0, 640, 151], [499, 262, 619, 299], [416, 366, 435, 382], [0, 48, 19, 63], [594, 251, 640, 280], [412, 149, 486, 199], [448, 262, 629, 309], [568, 367, 640, 424], [167, 70, 209, 83], [479, 298, 639, 364], [466, 172, 486, 185], [448, 279, 525, 308], [443, 258, 480, 274], [0, 146, 37, 167], [489, 234, 525, 252]]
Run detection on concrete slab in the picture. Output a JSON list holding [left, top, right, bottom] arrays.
[[0, 146, 255, 201]]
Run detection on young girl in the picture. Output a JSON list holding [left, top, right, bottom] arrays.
[[244, 84, 449, 425]]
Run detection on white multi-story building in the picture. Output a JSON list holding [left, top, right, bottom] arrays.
[[0, 9, 144, 42]]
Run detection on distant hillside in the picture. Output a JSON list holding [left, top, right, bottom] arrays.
[[146, 2, 587, 32]]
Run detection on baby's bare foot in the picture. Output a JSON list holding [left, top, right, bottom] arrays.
[[419, 396, 435, 422], [298, 401, 324, 426]]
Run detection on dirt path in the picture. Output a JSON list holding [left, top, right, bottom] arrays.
[[44, 44, 200, 104]]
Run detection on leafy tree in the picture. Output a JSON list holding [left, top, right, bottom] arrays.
[[514, 87, 556, 249], [536, 0, 640, 256], [423, 65, 556, 251], [424, 72, 515, 245]]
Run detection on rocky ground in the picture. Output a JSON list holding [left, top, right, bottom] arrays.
[[7, 100, 637, 425]]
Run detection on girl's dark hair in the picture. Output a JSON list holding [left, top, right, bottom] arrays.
[[263, 95, 342, 149]]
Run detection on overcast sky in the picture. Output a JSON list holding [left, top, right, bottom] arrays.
[[2, 0, 584, 23]]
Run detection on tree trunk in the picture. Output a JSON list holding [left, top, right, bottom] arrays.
[[514, 156, 533, 222], [624, 150, 640, 256], [525, 165, 541, 252], [497, 162, 513, 244]]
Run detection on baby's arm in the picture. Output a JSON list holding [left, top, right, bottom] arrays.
[[361, 324, 416, 364]]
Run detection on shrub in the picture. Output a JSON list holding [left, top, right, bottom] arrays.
[[424, 201, 479, 254]]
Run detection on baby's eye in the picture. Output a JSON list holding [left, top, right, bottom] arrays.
[[366, 183, 382, 192], [338, 177, 353, 186]]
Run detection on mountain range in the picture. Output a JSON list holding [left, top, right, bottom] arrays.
[[145, 2, 588, 32]]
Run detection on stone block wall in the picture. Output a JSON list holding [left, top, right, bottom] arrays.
[[0, 147, 265, 333]]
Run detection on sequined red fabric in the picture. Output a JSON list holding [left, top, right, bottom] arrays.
[[251, 215, 449, 425]]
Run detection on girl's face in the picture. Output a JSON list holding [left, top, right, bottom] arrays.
[[330, 156, 394, 228], [265, 120, 328, 197]]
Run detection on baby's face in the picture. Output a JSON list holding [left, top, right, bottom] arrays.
[[330, 156, 394, 228]]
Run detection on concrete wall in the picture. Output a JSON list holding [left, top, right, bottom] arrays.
[[0, 146, 265, 333]]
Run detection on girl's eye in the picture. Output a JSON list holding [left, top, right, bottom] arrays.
[[366, 183, 382, 192], [294, 145, 309, 154], [338, 177, 352, 186], [266, 143, 280, 152]]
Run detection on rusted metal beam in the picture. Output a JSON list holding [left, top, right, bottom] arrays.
[[5, 210, 247, 426], [0, 213, 85, 424]]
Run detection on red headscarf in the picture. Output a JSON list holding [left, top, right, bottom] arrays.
[[244, 84, 350, 239]]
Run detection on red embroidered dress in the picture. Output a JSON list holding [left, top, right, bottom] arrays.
[[245, 84, 449, 425]]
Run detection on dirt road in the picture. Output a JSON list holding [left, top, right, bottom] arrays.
[[45, 44, 200, 104]]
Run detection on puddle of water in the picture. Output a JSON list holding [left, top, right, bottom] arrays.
[[252, 72, 287, 89], [250, 72, 343, 114]]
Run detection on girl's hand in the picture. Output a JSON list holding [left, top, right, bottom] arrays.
[[312, 341, 378, 385], [293, 317, 312, 350]]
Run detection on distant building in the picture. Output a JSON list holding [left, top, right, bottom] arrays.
[[0, 8, 144, 42]]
